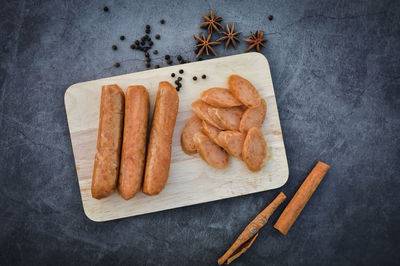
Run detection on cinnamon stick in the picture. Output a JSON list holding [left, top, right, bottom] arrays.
[[274, 161, 330, 235], [218, 192, 287, 265]]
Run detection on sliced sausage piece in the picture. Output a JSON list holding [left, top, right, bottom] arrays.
[[201, 120, 222, 146], [181, 115, 203, 155], [228, 75, 261, 107], [240, 99, 267, 133], [200, 87, 242, 107], [191, 99, 224, 129], [208, 106, 246, 131], [217, 131, 245, 159], [118, 86, 149, 200], [193, 132, 230, 169], [242, 127, 267, 172], [92, 84, 125, 199], [142, 82, 179, 195]]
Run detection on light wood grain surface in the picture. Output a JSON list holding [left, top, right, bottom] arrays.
[[64, 53, 289, 222]]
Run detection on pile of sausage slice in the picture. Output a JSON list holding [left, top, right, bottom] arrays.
[[181, 75, 268, 172]]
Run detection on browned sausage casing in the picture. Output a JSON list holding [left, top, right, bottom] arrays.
[[91, 84, 125, 199], [118, 86, 150, 200], [142, 82, 179, 195]]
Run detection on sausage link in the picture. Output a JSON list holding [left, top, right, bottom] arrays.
[[118, 86, 149, 199], [91, 84, 125, 199], [142, 82, 179, 195]]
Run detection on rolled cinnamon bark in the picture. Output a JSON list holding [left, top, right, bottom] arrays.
[[274, 161, 330, 235], [218, 192, 287, 265]]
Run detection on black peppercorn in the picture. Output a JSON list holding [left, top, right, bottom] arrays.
[[103, 6, 109, 12], [268, 15, 273, 21], [167, 60, 172, 65], [177, 55, 182, 61], [146, 58, 151, 62], [112, 45, 117, 50], [171, 73, 175, 77], [179, 69, 184, 74], [114, 62, 120, 68], [193, 76, 197, 81], [175, 80, 179, 85], [153, 50, 158, 55], [202, 74, 206, 79], [178, 77, 182, 81], [155, 34, 160, 40], [146, 63, 150, 68], [197, 58, 203, 61], [146, 24, 150, 29], [177, 84, 182, 89], [120, 35, 125, 40], [145, 29, 150, 34], [155, 65, 160, 69], [165, 55, 170, 60], [145, 52, 149, 57], [130, 44, 136, 49], [141, 40, 145, 45], [149, 41, 153, 46], [143, 47, 148, 52], [135, 40, 140, 45], [160, 19, 165, 24]]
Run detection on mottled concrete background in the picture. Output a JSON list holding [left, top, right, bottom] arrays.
[[0, 0, 399, 265]]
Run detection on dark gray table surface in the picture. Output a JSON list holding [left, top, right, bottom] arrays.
[[1, 0, 399, 265]]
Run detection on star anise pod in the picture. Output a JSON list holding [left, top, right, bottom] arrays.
[[217, 23, 242, 50], [193, 33, 220, 57], [243, 31, 268, 52], [200, 8, 223, 33]]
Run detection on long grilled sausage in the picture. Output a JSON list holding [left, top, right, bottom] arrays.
[[91, 84, 125, 199], [118, 86, 149, 199], [142, 81, 179, 195]]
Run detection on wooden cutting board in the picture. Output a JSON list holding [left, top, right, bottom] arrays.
[[65, 53, 288, 222]]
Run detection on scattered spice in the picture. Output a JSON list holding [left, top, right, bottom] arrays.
[[179, 69, 184, 74], [146, 24, 150, 29], [197, 58, 203, 61], [135, 40, 140, 45], [153, 50, 158, 55], [171, 73, 175, 77], [155, 34, 160, 40], [145, 63, 150, 68], [145, 52, 149, 57], [193, 33, 220, 57], [177, 55, 182, 61], [178, 77, 182, 81], [175, 80, 180, 85], [155, 64, 160, 69], [202, 74, 206, 79], [165, 55, 170, 60], [112, 45, 117, 50], [145, 29, 150, 34], [268, 15, 274, 21], [167, 60, 173, 65], [200, 8, 223, 33], [160, 19, 165, 24], [130, 44, 136, 49], [114, 62, 120, 68], [149, 41, 153, 46], [217, 23, 241, 49], [193, 76, 197, 81], [120, 35, 125, 40], [244, 31, 268, 52], [103, 6, 109, 12], [146, 58, 151, 62], [141, 40, 145, 45]]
